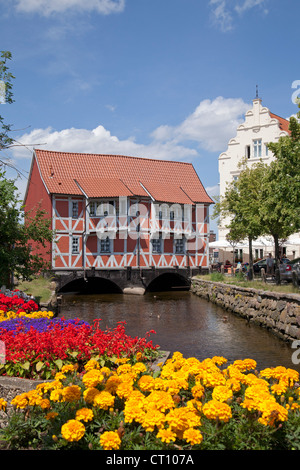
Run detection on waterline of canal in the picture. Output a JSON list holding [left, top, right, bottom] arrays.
[[58, 290, 300, 373]]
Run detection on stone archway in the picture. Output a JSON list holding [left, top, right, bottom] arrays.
[[57, 275, 123, 295], [145, 272, 190, 293]]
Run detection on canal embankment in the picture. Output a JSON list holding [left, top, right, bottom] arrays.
[[191, 277, 300, 343]]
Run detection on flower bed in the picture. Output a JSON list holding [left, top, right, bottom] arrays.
[[1, 353, 300, 450], [0, 288, 158, 380], [0, 318, 158, 379], [0, 290, 39, 315]]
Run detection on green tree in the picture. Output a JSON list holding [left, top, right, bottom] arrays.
[[0, 51, 53, 287], [0, 170, 53, 287], [0, 50, 15, 151], [213, 160, 266, 278], [261, 108, 300, 268]]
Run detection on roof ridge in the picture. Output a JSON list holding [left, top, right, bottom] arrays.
[[269, 111, 289, 123], [34, 148, 194, 166]]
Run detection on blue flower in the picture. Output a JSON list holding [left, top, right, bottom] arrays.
[[0, 317, 89, 335]]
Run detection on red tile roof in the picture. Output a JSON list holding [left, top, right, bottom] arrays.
[[34, 149, 213, 204], [75, 178, 133, 198], [269, 112, 291, 134]]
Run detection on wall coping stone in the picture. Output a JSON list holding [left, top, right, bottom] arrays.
[[192, 278, 300, 303]]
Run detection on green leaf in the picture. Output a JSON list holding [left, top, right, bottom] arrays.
[[20, 361, 30, 371], [35, 361, 44, 372], [54, 359, 63, 370], [69, 351, 78, 358]]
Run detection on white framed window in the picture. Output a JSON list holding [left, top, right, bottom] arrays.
[[98, 200, 115, 217], [174, 237, 185, 254], [253, 139, 262, 158], [152, 236, 162, 253], [168, 204, 182, 221], [158, 204, 169, 220], [72, 201, 78, 219], [89, 200, 116, 217], [265, 144, 269, 156], [72, 236, 80, 254], [89, 201, 96, 216], [99, 236, 111, 253]]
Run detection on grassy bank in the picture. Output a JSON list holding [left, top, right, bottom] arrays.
[[16, 276, 54, 305], [197, 272, 300, 295]]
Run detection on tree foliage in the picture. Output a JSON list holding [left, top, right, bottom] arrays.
[[213, 160, 267, 276], [0, 50, 15, 151], [260, 110, 300, 261], [0, 51, 53, 287], [0, 170, 53, 286]]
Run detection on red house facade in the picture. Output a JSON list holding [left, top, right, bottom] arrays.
[[24, 150, 213, 287]]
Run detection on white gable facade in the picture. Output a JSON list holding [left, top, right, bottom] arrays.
[[218, 97, 300, 259]]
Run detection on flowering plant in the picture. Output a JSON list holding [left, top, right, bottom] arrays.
[[0, 318, 158, 379], [1, 352, 300, 450], [0, 292, 39, 314]]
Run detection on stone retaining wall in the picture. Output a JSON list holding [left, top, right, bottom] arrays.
[[191, 277, 300, 343]]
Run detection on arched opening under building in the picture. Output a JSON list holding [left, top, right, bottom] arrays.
[[146, 272, 190, 293], [58, 276, 123, 295]]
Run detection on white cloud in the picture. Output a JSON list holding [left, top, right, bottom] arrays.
[[209, 0, 234, 33], [12, 96, 249, 161], [209, 0, 268, 32], [9, 96, 250, 200], [151, 97, 250, 152], [11, 0, 125, 16], [11, 124, 198, 162], [235, 0, 267, 14]]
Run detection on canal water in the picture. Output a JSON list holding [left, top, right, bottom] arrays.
[[59, 290, 300, 373]]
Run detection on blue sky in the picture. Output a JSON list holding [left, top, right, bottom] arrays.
[[0, 0, 299, 234]]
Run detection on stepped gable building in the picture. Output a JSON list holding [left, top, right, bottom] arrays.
[[24, 149, 213, 280], [217, 94, 300, 259]]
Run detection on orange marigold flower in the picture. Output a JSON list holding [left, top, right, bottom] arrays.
[[100, 431, 121, 450], [62, 385, 81, 403], [202, 400, 232, 423], [156, 428, 177, 444], [93, 391, 115, 410], [183, 428, 203, 445], [212, 385, 233, 403], [0, 398, 7, 411], [83, 387, 100, 404], [75, 407, 94, 422], [61, 419, 85, 442]]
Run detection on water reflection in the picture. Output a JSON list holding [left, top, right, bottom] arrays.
[[59, 291, 300, 373]]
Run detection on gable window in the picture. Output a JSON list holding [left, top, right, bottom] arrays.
[[99, 236, 111, 253], [253, 139, 262, 158], [72, 236, 79, 254], [72, 201, 79, 219]]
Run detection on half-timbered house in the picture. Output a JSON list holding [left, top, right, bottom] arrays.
[[24, 149, 213, 291]]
